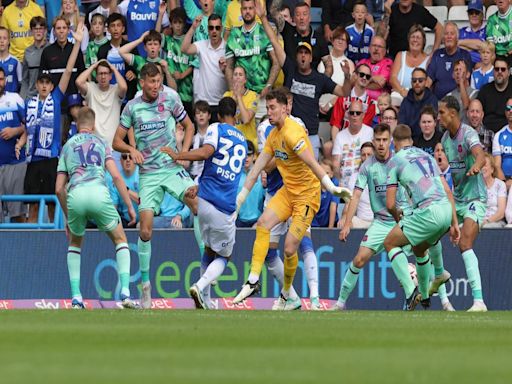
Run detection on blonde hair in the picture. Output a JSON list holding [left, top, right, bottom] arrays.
[[479, 41, 496, 56], [60, 0, 80, 30], [484, 152, 497, 177]]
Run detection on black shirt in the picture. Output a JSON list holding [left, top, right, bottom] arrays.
[[283, 56, 337, 135], [281, 21, 329, 69], [413, 130, 443, 156], [388, 3, 438, 59], [477, 81, 512, 133], [321, 0, 355, 29]]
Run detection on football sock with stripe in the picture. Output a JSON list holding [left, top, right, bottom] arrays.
[[196, 257, 228, 292], [248, 226, 270, 284], [388, 247, 415, 298], [429, 241, 445, 276], [300, 237, 319, 298], [193, 215, 205, 257], [283, 252, 298, 294], [67, 246, 82, 300], [339, 261, 361, 303], [430, 263, 449, 303], [116, 242, 131, 297], [137, 237, 151, 284], [201, 252, 215, 302], [462, 249, 483, 300], [416, 254, 431, 299], [266, 249, 299, 299]]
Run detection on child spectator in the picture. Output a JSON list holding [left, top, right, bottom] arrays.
[[190, 100, 211, 181], [372, 92, 391, 126], [85, 13, 108, 70], [471, 41, 495, 91], [21, 16, 48, 100], [346, 1, 374, 64], [63, 93, 83, 142], [0, 27, 21, 93], [49, 0, 89, 53], [312, 159, 339, 228], [482, 153, 507, 228]]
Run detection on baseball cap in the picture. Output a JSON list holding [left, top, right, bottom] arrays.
[[297, 41, 313, 53], [67, 93, 82, 108], [37, 72, 53, 83], [247, 141, 255, 155], [467, 0, 483, 13]]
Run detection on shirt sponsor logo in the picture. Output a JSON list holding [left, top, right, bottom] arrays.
[[449, 161, 466, 170], [275, 150, 288, 160], [375, 185, 386, 193], [0, 111, 14, 122], [130, 13, 157, 21], [234, 46, 261, 57], [140, 121, 165, 131]]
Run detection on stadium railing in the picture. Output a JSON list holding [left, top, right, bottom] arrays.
[[0, 195, 65, 229]]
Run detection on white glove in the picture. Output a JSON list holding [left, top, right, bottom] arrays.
[[321, 175, 352, 203]]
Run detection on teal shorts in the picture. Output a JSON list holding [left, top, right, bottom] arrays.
[[456, 200, 486, 227], [67, 185, 120, 236], [139, 167, 195, 215], [400, 201, 452, 247], [361, 219, 414, 257]]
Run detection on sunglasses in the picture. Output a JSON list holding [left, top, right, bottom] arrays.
[[121, 154, 132, 160], [349, 110, 363, 116], [358, 72, 371, 80], [495, 67, 508, 73], [506, 105, 512, 111], [412, 77, 426, 83], [468, 10, 481, 16], [208, 25, 222, 31]]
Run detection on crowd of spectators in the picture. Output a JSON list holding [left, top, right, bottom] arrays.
[[2, 0, 512, 230]]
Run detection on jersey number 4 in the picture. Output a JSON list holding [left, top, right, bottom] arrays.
[[212, 137, 246, 173]]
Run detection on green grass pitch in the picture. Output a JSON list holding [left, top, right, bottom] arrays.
[[1, 310, 511, 384]]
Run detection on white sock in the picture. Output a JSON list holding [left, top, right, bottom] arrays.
[[196, 257, 228, 292], [302, 249, 319, 298]]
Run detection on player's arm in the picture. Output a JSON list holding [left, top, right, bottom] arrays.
[[467, 144, 486, 176], [119, 31, 149, 64], [386, 184, 400, 223], [441, 176, 460, 244], [256, 1, 286, 67], [58, 22, 85, 94], [328, 201, 337, 228], [113, 126, 144, 164], [181, 16, 201, 55], [339, 188, 362, 241], [55, 173, 69, 218], [263, 157, 277, 173], [161, 143, 215, 161], [106, 159, 136, 226], [237, 151, 273, 210]]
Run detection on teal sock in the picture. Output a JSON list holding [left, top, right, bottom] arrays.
[[138, 237, 151, 283], [193, 216, 205, 257], [462, 249, 483, 300], [430, 262, 449, 302], [339, 262, 361, 302], [388, 247, 415, 298], [429, 241, 444, 276], [416, 255, 431, 299], [116, 243, 131, 297], [67, 246, 81, 299]]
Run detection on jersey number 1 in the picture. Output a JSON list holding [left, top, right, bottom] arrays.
[[74, 143, 102, 167]]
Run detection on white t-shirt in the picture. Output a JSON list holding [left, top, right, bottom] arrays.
[[84, 82, 123, 146], [193, 39, 227, 105], [332, 124, 374, 187], [485, 178, 507, 220], [317, 53, 353, 108]]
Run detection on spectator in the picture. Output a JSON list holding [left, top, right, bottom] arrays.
[[321, 0, 356, 41], [236, 141, 264, 227], [329, 63, 377, 140], [312, 158, 339, 228], [0, 0, 44, 62], [471, 41, 495, 91], [381, 106, 398, 135], [434, 141, 453, 190], [225, 0, 279, 96], [223, 0, 264, 40], [88, 0, 117, 25], [40, 16, 86, 102], [332, 99, 374, 187], [224, 66, 258, 150], [389, 24, 429, 102], [447, 59, 478, 120], [342, 140, 374, 229], [366, 0, 385, 31], [25, 23, 84, 223], [183, 0, 226, 42], [492, 97, 512, 188], [386, 0, 442, 59], [117, 0, 170, 56], [278, 4, 293, 26], [20, 16, 48, 100], [256, 2, 350, 159], [317, 26, 355, 112], [357, 35, 393, 100], [481, 153, 507, 228], [346, 1, 373, 64], [36, 0, 66, 31], [76, 59, 127, 147], [398, 67, 438, 140], [458, 0, 486, 65], [190, 100, 211, 181], [506, 184, 512, 225], [63, 93, 82, 141], [153, 193, 192, 228], [182, 14, 227, 123], [0, 27, 21, 93], [372, 92, 391, 126], [477, 56, 512, 133], [49, 0, 89, 54], [0, 67, 26, 223], [467, 98, 494, 154], [427, 22, 473, 101], [413, 105, 442, 156], [486, 0, 512, 67], [271, 1, 331, 70], [108, 152, 140, 228], [85, 13, 108, 69], [160, 7, 198, 117]]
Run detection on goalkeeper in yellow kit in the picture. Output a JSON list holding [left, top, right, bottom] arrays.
[[233, 88, 352, 305]]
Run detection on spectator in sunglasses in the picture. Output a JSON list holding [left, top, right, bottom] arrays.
[[398, 67, 438, 140], [357, 35, 393, 100]]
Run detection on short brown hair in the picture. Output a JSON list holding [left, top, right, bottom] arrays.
[[77, 107, 95, 130], [393, 124, 412, 142]]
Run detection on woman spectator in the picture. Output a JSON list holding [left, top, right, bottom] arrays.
[[381, 107, 398, 134], [49, 0, 89, 53], [318, 26, 355, 113], [389, 24, 429, 103], [482, 153, 507, 228], [413, 106, 442, 156]]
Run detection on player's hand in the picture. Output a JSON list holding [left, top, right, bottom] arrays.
[[331, 186, 352, 203], [0, 127, 18, 140], [160, 146, 178, 160], [171, 215, 183, 228], [129, 148, 144, 164], [125, 70, 136, 81], [449, 224, 460, 245], [127, 206, 137, 227], [466, 165, 480, 176], [184, 185, 198, 199], [339, 225, 350, 242]]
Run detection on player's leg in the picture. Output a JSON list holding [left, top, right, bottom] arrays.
[[411, 242, 432, 306], [299, 232, 321, 309], [182, 188, 206, 258], [428, 240, 452, 297], [331, 246, 374, 311], [195, 197, 215, 308]]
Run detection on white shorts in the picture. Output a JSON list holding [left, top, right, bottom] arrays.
[[198, 197, 236, 257]]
